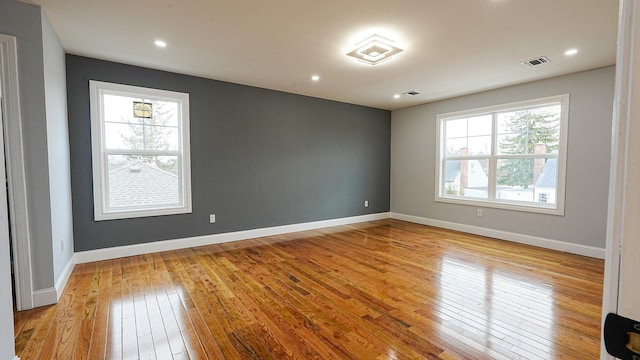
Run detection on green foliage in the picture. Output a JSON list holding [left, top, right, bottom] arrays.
[[498, 158, 534, 188], [497, 109, 559, 188], [445, 182, 460, 196]]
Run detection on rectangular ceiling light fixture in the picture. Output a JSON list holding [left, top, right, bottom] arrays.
[[346, 34, 404, 65]]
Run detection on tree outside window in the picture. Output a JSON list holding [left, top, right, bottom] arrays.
[[90, 81, 191, 221], [436, 95, 567, 215]]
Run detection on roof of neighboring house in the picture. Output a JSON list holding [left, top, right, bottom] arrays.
[[445, 160, 460, 182], [444, 159, 489, 183], [535, 158, 557, 188], [108, 162, 178, 208]]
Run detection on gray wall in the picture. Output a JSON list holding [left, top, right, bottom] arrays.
[[0, 1, 63, 292], [3, 1, 57, 293], [42, 12, 74, 285], [66, 55, 391, 252], [0, 0, 63, 356], [391, 66, 615, 249]]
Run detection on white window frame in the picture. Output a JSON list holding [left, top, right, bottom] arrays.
[[435, 94, 569, 215], [89, 80, 192, 221]]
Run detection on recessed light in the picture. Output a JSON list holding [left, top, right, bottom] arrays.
[[311, 75, 320, 81], [564, 48, 578, 56], [155, 40, 167, 48], [393, 94, 400, 99], [346, 34, 404, 65]]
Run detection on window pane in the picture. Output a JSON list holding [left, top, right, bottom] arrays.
[[104, 122, 179, 151], [497, 105, 561, 155], [445, 118, 467, 139], [445, 137, 467, 155], [104, 95, 179, 126], [467, 115, 492, 136], [445, 115, 492, 156], [153, 101, 179, 127], [104, 122, 143, 150], [496, 157, 557, 204], [91, 81, 191, 220], [107, 155, 180, 209], [443, 159, 489, 199], [497, 110, 524, 135], [531, 104, 561, 119], [143, 125, 179, 151], [437, 96, 566, 213], [497, 111, 527, 155], [104, 94, 180, 151], [467, 135, 491, 155], [103, 94, 143, 125], [533, 157, 557, 204], [497, 158, 534, 188]]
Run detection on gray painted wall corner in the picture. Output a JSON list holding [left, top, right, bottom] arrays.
[[41, 11, 74, 286], [391, 66, 615, 249], [0, 0, 59, 292]]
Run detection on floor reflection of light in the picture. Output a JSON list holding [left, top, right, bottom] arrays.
[[436, 255, 554, 358]]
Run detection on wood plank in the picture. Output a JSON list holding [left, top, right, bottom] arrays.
[[14, 219, 604, 359], [106, 258, 124, 360]]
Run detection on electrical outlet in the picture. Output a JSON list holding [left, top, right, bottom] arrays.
[[364, 200, 369, 208], [477, 208, 483, 217], [209, 214, 216, 223]]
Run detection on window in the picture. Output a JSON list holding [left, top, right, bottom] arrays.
[[538, 193, 548, 203], [435, 95, 568, 215], [90, 81, 191, 221]]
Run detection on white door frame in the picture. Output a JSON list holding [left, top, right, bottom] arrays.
[[602, 0, 638, 357], [0, 34, 34, 311]]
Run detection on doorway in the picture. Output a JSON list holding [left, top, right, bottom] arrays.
[[601, 0, 640, 358], [0, 33, 33, 311], [0, 89, 16, 309]]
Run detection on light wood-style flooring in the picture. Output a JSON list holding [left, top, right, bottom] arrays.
[[14, 219, 604, 359]]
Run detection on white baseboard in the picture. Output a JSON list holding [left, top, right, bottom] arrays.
[[390, 212, 606, 259], [74, 211, 605, 265], [30, 256, 77, 308], [75, 212, 391, 264], [32, 287, 57, 308], [54, 256, 76, 301], [23, 255, 76, 308]]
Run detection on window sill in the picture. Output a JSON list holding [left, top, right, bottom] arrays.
[[94, 206, 192, 221], [435, 196, 564, 216]]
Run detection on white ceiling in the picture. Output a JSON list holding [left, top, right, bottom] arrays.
[[25, 0, 618, 110]]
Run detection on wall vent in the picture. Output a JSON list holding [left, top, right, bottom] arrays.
[[520, 56, 551, 67]]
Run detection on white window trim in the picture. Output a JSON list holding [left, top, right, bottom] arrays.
[[434, 94, 569, 216], [89, 80, 192, 221]]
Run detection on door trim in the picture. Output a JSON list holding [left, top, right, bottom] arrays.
[[0, 34, 34, 310], [602, 0, 634, 357]]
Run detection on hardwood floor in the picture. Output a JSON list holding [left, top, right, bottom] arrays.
[[14, 219, 604, 359]]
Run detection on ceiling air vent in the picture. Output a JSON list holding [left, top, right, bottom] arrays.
[[403, 91, 420, 96], [520, 56, 551, 67]]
